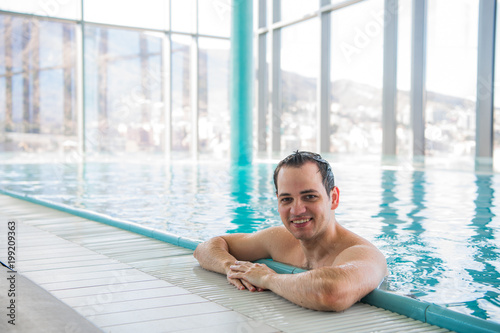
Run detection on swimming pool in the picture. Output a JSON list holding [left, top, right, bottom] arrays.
[[0, 154, 499, 323]]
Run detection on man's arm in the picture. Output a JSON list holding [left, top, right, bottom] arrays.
[[228, 244, 387, 311], [193, 236, 237, 275], [193, 228, 280, 291]]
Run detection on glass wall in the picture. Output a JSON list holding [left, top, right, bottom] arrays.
[[426, 0, 478, 157], [199, 0, 231, 37], [281, 18, 318, 152], [171, 34, 192, 154], [0, 14, 77, 153], [171, 0, 196, 33], [396, 0, 412, 157], [2, 0, 500, 165], [84, 0, 168, 30], [330, 0, 384, 154], [256, 0, 497, 169], [280, 0, 317, 22], [0, 0, 81, 20], [198, 38, 230, 157], [84, 27, 164, 154], [0, 0, 230, 157]]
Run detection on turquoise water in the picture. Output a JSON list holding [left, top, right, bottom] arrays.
[[0, 157, 499, 323]]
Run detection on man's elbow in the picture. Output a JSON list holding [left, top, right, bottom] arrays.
[[193, 236, 229, 268], [193, 239, 211, 263], [315, 280, 380, 312], [193, 242, 203, 260], [314, 277, 373, 312], [193, 246, 200, 260], [316, 291, 354, 312]]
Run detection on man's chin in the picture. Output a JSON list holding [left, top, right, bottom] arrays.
[[290, 228, 315, 241]]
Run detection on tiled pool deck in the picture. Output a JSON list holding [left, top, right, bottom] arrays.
[[0, 194, 451, 332]]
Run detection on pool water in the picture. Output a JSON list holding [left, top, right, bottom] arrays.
[[0, 157, 499, 323]]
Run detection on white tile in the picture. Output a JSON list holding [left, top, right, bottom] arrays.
[[102, 311, 251, 332], [72, 294, 209, 314], [52, 279, 174, 298], [61, 286, 192, 307], [90, 302, 230, 327]]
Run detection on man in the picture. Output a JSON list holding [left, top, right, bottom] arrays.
[[194, 151, 387, 311]]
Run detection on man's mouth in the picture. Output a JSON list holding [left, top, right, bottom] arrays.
[[291, 218, 312, 224]]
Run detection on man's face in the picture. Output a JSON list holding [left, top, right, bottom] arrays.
[[276, 162, 339, 241]]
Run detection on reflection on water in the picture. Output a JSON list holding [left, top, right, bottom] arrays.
[[465, 175, 499, 320], [375, 170, 444, 299], [229, 165, 258, 233], [405, 171, 444, 296], [0, 160, 499, 322]]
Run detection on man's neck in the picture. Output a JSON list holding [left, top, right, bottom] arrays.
[[300, 221, 339, 269]]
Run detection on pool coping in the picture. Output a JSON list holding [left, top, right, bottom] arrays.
[[1, 187, 499, 333]]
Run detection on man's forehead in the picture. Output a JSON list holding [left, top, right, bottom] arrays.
[[278, 161, 320, 174], [277, 162, 322, 184]]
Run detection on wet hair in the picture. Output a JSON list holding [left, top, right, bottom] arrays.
[[273, 150, 335, 196]]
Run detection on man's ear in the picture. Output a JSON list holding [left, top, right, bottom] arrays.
[[330, 187, 340, 210]]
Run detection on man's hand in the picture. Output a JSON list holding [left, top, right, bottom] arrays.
[[227, 261, 277, 292]]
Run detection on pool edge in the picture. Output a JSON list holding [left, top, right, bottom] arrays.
[[1, 188, 498, 333]]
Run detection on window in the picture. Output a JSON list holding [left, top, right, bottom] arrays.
[[84, 0, 168, 30], [0, 1, 232, 158], [198, 0, 230, 37], [330, 0, 384, 154], [280, 0, 317, 23], [198, 38, 230, 157], [0, 15, 77, 152], [396, 0, 412, 157], [281, 18, 318, 152], [171, 0, 196, 33], [171, 34, 193, 154], [0, 0, 81, 20], [426, 0, 478, 157], [84, 26, 164, 154]]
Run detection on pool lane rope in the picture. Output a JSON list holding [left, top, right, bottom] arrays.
[[1, 188, 499, 333]]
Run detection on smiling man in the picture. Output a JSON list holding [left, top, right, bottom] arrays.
[[194, 151, 387, 311]]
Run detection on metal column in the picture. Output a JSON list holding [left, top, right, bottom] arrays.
[[270, 0, 281, 153], [257, 0, 268, 153], [382, 0, 398, 156], [410, 0, 427, 157], [318, 0, 331, 153], [75, 16, 85, 158], [476, 0, 496, 164]]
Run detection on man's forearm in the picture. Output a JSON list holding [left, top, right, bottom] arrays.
[[264, 268, 353, 311], [193, 237, 237, 275], [228, 261, 354, 311]]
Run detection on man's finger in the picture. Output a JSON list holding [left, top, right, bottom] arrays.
[[230, 261, 250, 271], [228, 276, 246, 290], [241, 279, 257, 292], [229, 265, 242, 272]]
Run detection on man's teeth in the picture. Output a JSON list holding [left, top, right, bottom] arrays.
[[293, 218, 310, 224]]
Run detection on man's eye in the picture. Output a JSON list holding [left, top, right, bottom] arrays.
[[305, 195, 317, 200], [280, 197, 292, 203]]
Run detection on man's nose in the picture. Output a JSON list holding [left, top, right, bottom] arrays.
[[290, 199, 306, 215]]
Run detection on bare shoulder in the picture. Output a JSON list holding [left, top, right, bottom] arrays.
[[336, 224, 377, 248], [258, 225, 293, 240], [333, 225, 387, 274], [259, 225, 298, 251], [257, 226, 302, 264]]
